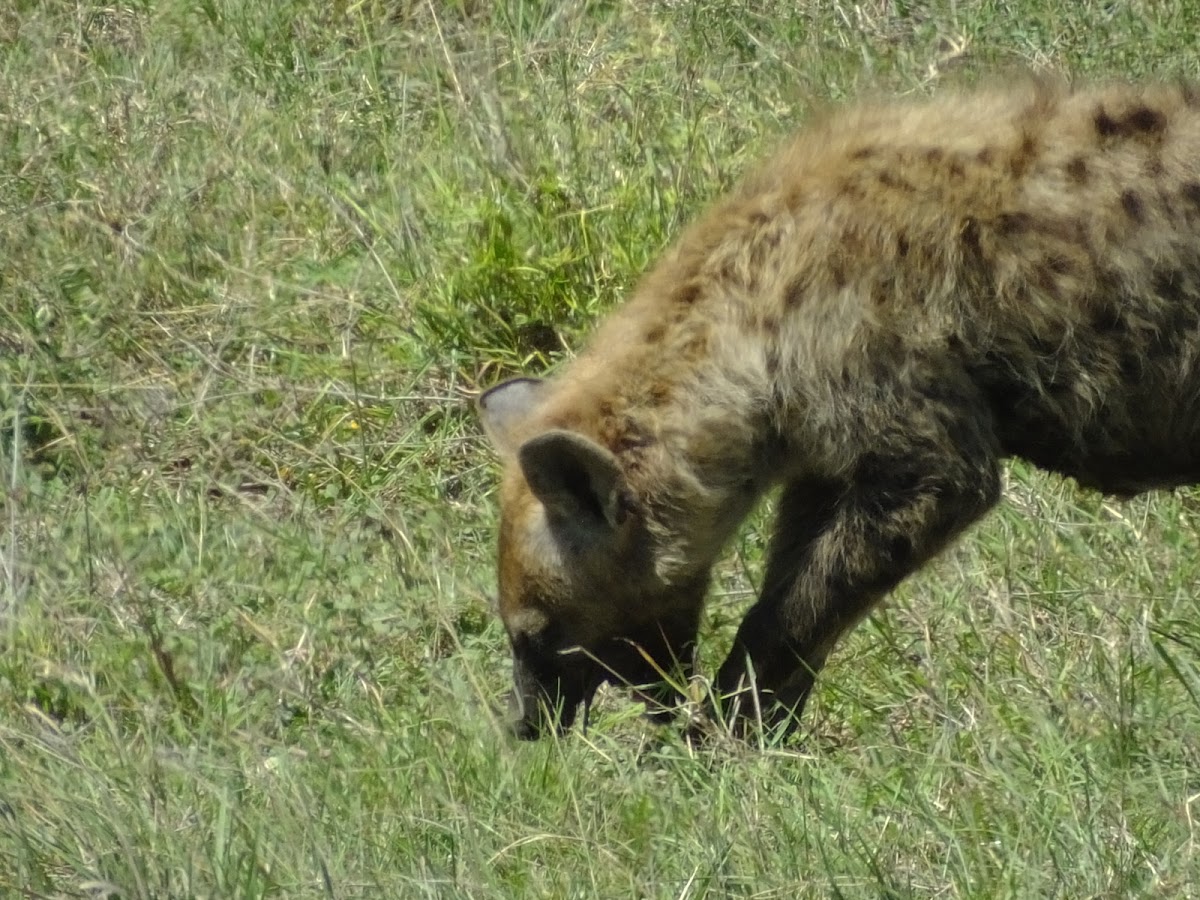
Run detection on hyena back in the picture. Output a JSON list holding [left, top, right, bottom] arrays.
[[479, 78, 1200, 740]]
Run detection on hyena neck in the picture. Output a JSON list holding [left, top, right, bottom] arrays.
[[551, 347, 781, 584]]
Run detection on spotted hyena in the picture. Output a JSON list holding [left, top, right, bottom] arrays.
[[478, 77, 1200, 741]]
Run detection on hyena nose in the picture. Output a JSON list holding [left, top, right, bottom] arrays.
[[509, 714, 543, 741], [508, 680, 579, 739], [507, 685, 547, 740]]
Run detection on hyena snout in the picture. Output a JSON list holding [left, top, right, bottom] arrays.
[[507, 646, 595, 740], [507, 613, 701, 739]]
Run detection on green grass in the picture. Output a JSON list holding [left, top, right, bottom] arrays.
[[4, 0, 1200, 896]]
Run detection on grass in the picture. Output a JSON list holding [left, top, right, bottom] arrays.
[[3, 0, 1200, 896]]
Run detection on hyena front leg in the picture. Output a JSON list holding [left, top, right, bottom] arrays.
[[714, 411, 1002, 738]]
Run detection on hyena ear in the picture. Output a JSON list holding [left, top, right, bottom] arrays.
[[477, 378, 546, 457], [518, 430, 627, 530]]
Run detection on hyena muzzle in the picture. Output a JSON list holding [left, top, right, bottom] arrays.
[[478, 77, 1200, 741]]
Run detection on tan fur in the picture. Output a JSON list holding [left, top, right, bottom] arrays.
[[479, 77, 1200, 739]]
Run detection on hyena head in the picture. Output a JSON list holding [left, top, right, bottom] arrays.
[[478, 377, 705, 739]]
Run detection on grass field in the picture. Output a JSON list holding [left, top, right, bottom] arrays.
[[4, 1, 1200, 896]]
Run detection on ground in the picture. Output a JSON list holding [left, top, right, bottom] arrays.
[[2, 1, 1200, 897]]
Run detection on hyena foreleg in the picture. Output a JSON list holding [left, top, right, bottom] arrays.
[[713, 406, 1003, 738]]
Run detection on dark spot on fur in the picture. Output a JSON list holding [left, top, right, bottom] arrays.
[[1146, 155, 1166, 177], [878, 171, 915, 192], [646, 382, 671, 407], [645, 325, 666, 344], [1148, 277, 1200, 352], [761, 315, 781, 337], [1096, 104, 1168, 140], [961, 218, 981, 255], [1124, 105, 1167, 135], [996, 212, 1033, 236], [783, 185, 807, 209], [1182, 182, 1200, 209], [1119, 350, 1143, 381], [851, 146, 877, 160], [949, 160, 965, 178], [838, 180, 867, 201], [830, 263, 847, 289], [925, 147, 944, 163], [1011, 135, 1038, 176], [977, 147, 994, 165], [896, 234, 910, 258], [784, 276, 806, 309], [1090, 305, 1123, 335], [1095, 107, 1121, 138], [1066, 157, 1089, 184], [1147, 272, 1200, 359], [675, 282, 701, 306], [1121, 189, 1145, 223]]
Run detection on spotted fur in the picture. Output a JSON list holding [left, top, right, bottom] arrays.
[[479, 77, 1200, 740]]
